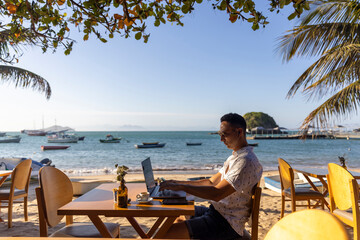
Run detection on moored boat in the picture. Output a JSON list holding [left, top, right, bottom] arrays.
[[47, 131, 78, 143], [78, 136, 85, 141], [186, 142, 202, 146], [0, 136, 21, 143], [41, 145, 70, 151], [26, 130, 47, 136], [248, 143, 259, 147], [135, 143, 166, 148], [99, 135, 121, 143]]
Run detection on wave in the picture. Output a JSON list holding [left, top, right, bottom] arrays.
[[61, 164, 223, 176]]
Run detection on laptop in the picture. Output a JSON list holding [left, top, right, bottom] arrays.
[[141, 157, 186, 199]]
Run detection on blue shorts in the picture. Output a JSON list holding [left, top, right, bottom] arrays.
[[185, 205, 244, 240]]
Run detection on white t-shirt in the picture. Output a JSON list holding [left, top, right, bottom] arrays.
[[210, 146, 263, 236]]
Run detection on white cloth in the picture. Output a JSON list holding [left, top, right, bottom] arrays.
[[210, 146, 263, 236]]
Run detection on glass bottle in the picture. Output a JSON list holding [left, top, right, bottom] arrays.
[[117, 179, 128, 208]]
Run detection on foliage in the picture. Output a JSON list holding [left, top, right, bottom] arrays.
[[0, 0, 313, 61], [243, 112, 278, 129], [115, 164, 129, 182], [277, 0, 360, 130]]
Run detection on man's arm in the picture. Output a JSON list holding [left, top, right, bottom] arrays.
[[163, 172, 222, 186], [160, 177, 235, 202]]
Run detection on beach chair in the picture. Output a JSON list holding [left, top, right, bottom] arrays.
[[264, 209, 349, 239], [36, 166, 120, 237], [278, 158, 324, 218], [0, 159, 32, 228], [327, 163, 360, 240]]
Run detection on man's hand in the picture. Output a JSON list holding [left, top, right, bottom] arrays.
[[160, 180, 182, 191]]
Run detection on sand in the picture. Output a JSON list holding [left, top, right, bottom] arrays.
[[0, 171, 354, 239]]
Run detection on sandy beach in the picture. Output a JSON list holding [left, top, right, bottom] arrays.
[[0, 170, 354, 239]]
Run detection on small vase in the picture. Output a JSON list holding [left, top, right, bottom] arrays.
[[117, 181, 128, 208]]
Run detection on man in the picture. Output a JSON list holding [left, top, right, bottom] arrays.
[[160, 113, 263, 240]]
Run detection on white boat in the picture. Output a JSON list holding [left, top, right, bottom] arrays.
[[0, 136, 21, 143], [0, 132, 6, 137], [47, 131, 78, 143]]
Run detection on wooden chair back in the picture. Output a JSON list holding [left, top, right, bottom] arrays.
[[264, 209, 349, 240], [278, 158, 294, 190], [38, 166, 73, 227], [11, 159, 32, 191], [327, 163, 354, 210], [250, 185, 262, 240]]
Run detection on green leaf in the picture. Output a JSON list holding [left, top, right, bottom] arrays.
[[288, 12, 297, 20], [160, 18, 166, 24], [181, 5, 189, 14], [219, 0, 227, 11], [195, 0, 202, 4], [251, 23, 259, 31], [100, 38, 107, 43], [154, 19, 160, 26], [109, 33, 114, 38], [135, 32, 142, 40]]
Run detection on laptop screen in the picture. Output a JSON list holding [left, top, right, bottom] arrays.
[[141, 157, 156, 190]]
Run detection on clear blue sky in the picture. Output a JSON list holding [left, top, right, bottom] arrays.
[[1, 2, 359, 131]]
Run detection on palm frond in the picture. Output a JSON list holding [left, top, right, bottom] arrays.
[[0, 65, 51, 99], [287, 43, 360, 98], [302, 0, 360, 25], [277, 22, 360, 61], [300, 80, 360, 129]]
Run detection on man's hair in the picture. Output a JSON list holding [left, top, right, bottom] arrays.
[[220, 113, 247, 132]]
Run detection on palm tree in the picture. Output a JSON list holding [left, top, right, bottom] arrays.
[[0, 29, 51, 99], [277, 0, 360, 130]]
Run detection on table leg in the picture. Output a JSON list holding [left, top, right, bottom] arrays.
[[88, 214, 114, 238], [126, 217, 149, 238], [147, 217, 165, 237], [153, 216, 177, 239], [302, 174, 330, 209]]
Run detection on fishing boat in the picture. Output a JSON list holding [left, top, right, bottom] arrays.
[[47, 131, 78, 143], [143, 142, 159, 145], [99, 135, 121, 143], [135, 143, 166, 148], [25, 130, 47, 136], [0, 136, 21, 143], [78, 136, 85, 141], [248, 143, 259, 147], [186, 142, 202, 146], [41, 145, 70, 151]]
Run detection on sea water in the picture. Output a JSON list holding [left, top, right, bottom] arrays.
[[0, 131, 358, 176]]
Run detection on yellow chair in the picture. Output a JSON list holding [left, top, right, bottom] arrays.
[[327, 163, 360, 240], [278, 158, 324, 218], [36, 166, 120, 237], [0, 159, 32, 228], [264, 209, 349, 240], [249, 186, 262, 240]]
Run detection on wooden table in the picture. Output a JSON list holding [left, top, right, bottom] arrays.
[[58, 183, 195, 239], [0, 170, 13, 222], [293, 167, 360, 209]]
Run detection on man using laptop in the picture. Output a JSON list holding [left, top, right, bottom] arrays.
[[160, 113, 263, 240]]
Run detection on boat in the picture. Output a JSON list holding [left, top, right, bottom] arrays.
[[99, 135, 121, 143], [143, 142, 159, 145], [0, 132, 6, 137], [47, 131, 78, 143], [41, 145, 70, 151], [0, 136, 21, 143], [248, 143, 259, 147], [186, 142, 202, 146], [78, 136, 85, 141], [25, 130, 47, 136], [264, 174, 323, 194], [0, 157, 54, 178], [135, 143, 166, 148]]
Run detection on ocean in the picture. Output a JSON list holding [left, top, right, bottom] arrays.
[[0, 131, 358, 176]]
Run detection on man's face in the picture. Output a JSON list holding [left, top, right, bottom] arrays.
[[219, 121, 242, 150]]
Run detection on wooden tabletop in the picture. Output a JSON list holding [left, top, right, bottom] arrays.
[[294, 167, 360, 179], [58, 183, 195, 218], [0, 238, 190, 240]]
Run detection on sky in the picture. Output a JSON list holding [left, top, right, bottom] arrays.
[[1, 2, 359, 131]]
